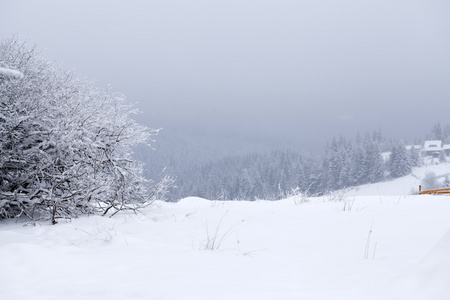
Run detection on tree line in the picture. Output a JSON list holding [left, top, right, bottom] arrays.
[[163, 130, 432, 201]]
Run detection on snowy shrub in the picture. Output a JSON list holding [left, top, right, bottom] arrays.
[[200, 210, 241, 251], [444, 176, 450, 188], [0, 37, 172, 223], [325, 190, 348, 202], [421, 172, 439, 190]]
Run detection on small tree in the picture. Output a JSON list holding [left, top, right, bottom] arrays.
[[408, 146, 422, 168], [389, 143, 411, 178], [439, 150, 447, 163], [443, 175, 450, 188], [0, 37, 172, 223], [421, 172, 439, 190], [432, 123, 443, 140]]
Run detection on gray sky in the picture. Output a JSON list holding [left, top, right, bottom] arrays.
[[2, 0, 450, 150]]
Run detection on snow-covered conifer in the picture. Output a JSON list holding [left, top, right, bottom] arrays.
[[389, 143, 411, 178], [408, 145, 422, 168]]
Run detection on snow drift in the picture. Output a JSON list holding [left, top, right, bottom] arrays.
[[1, 192, 450, 300]]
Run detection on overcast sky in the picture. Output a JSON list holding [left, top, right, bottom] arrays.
[[2, 0, 450, 150]]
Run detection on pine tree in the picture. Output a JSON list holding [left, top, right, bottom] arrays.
[[367, 144, 385, 183], [432, 123, 444, 142], [350, 145, 366, 185], [389, 143, 412, 178], [439, 149, 447, 163], [443, 176, 450, 188], [408, 146, 422, 168]]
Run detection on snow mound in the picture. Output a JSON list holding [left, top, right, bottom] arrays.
[[1, 195, 450, 299]]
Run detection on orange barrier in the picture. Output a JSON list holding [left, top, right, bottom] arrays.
[[418, 185, 450, 195]]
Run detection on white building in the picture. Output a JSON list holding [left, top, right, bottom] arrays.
[[422, 140, 450, 157]]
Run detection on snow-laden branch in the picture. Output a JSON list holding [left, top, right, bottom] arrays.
[[0, 37, 172, 223], [0, 66, 24, 79]]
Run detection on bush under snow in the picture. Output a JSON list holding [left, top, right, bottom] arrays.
[[0, 37, 172, 223]]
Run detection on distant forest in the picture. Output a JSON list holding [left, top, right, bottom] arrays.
[[137, 123, 450, 201]]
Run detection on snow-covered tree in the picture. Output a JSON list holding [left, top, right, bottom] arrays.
[[439, 149, 447, 163], [443, 175, 450, 188], [408, 146, 422, 168], [421, 172, 439, 190], [389, 143, 411, 178], [431, 123, 444, 142], [0, 37, 172, 223]]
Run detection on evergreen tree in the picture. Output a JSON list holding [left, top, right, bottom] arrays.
[[439, 149, 447, 163], [350, 145, 366, 185], [367, 143, 385, 183], [432, 123, 444, 142], [408, 146, 422, 168], [325, 138, 341, 191], [443, 176, 450, 188], [444, 124, 450, 144], [389, 143, 412, 178]]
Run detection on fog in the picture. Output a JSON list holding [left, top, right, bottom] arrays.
[[2, 0, 450, 151]]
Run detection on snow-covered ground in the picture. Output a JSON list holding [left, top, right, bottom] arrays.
[[346, 162, 450, 196], [1, 165, 450, 299]]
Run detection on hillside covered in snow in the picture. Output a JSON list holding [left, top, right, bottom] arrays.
[[347, 161, 450, 196], [2, 164, 450, 300]]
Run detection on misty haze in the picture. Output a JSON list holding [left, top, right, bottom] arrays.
[[1, 1, 450, 299]]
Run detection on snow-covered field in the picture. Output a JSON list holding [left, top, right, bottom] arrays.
[[346, 163, 450, 196], [2, 166, 450, 299]]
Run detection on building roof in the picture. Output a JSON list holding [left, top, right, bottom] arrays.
[[423, 140, 443, 151]]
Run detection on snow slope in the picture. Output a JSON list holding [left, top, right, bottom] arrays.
[[346, 162, 450, 196], [2, 164, 450, 299], [1, 191, 450, 299]]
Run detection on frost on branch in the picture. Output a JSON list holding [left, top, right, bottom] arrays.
[[0, 37, 172, 223]]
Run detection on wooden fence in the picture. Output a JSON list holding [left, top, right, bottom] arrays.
[[418, 185, 450, 195]]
